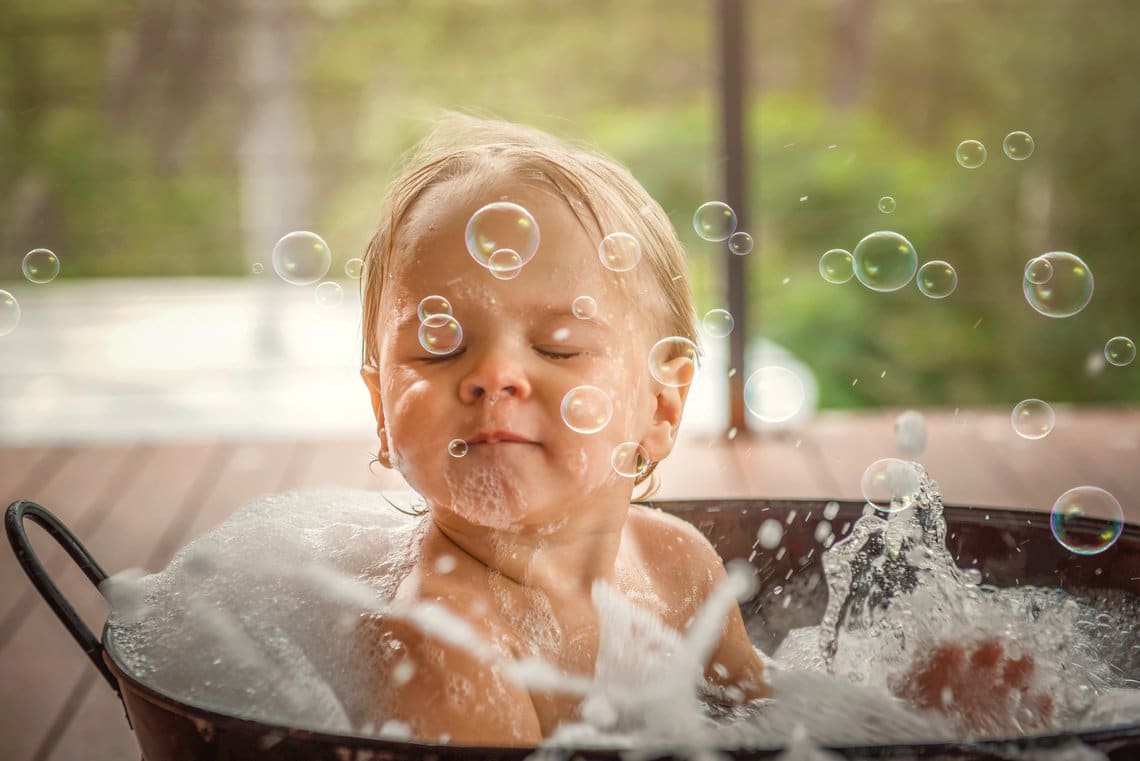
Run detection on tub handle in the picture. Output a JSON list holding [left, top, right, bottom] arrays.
[[5, 500, 120, 695]]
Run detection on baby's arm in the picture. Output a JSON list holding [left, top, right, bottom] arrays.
[[359, 614, 543, 745]]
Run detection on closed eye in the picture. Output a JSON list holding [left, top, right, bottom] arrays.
[[420, 348, 465, 363], [535, 347, 582, 360]]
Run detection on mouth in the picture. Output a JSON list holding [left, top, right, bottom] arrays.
[[464, 430, 538, 446]]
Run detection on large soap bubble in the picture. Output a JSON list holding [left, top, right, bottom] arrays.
[[1050, 486, 1123, 556], [465, 202, 540, 269], [693, 202, 737, 242], [852, 231, 918, 292], [1022, 251, 1093, 318], [0, 290, 20, 336], [273, 231, 332, 285], [861, 458, 921, 514]]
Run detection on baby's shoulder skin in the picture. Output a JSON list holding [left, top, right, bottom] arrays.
[[624, 504, 724, 604]]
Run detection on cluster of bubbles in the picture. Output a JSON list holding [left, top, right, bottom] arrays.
[[269, 231, 352, 309], [464, 201, 540, 279], [1, 248, 66, 337], [1022, 251, 1094, 318], [1050, 485, 1124, 555], [954, 131, 1035, 169], [415, 295, 463, 356], [817, 232, 958, 298], [693, 201, 756, 257], [860, 457, 921, 513]]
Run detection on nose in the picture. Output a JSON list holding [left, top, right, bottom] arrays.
[[458, 348, 533, 404]]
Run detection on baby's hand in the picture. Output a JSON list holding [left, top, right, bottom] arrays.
[[890, 637, 1053, 736]]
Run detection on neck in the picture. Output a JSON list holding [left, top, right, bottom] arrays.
[[428, 501, 630, 599]]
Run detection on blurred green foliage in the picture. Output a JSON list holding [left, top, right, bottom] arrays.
[[1, 0, 1137, 408]]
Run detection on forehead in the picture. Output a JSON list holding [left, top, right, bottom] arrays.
[[387, 179, 646, 314]]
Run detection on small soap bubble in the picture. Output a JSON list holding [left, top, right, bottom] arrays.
[[744, 366, 805, 423], [417, 295, 452, 322], [701, 309, 734, 338], [861, 458, 920, 513], [756, 519, 784, 550], [314, 281, 344, 308], [434, 556, 457, 574], [1011, 398, 1055, 440], [611, 442, 650, 478], [272, 231, 332, 285], [391, 660, 417, 685], [853, 231, 918, 292], [447, 439, 469, 458], [894, 410, 927, 456], [877, 196, 896, 214], [22, 248, 60, 283], [814, 521, 833, 544], [1050, 486, 1123, 555], [1022, 251, 1093, 318], [728, 232, 754, 255], [917, 260, 958, 299], [344, 258, 364, 279], [487, 248, 524, 280], [1104, 336, 1135, 367], [571, 295, 598, 320], [647, 337, 700, 387], [465, 202, 540, 269], [693, 201, 738, 242], [819, 248, 854, 284], [251, 262, 264, 274], [1003, 131, 1035, 161], [1024, 256, 1053, 285], [598, 232, 641, 272], [955, 139, 987, 169], [0, 290, 20, 336], [561, 386, 613, 434], [418, 314, 463, 356]]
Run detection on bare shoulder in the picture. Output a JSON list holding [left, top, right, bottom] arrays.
[[624, 505, 724, 609]]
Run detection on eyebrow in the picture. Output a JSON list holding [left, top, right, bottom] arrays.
[[395, 304, 613, 331]]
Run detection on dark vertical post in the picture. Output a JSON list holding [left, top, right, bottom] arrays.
[[717, 0, 749, 432]]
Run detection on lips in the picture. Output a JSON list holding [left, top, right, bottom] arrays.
[[465, 430, 536, 445]]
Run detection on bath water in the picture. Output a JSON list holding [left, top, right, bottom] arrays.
[[102, 472, 1140, 757]]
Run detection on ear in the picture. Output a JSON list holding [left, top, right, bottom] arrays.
[[640, 357, 691, 463], [360, 365, 392, 468]]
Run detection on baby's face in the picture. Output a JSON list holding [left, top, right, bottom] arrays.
[[368, 180, 681, 531]]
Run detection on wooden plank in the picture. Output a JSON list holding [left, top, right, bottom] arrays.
[[45, 440, 308, 761], [295, 437, 410, 492], [656, 432, 749, 498], [0, 445, 142, 645], [0, 446, 62, 501], [0, 443, 221, 761], [731, 431, 836, 498]]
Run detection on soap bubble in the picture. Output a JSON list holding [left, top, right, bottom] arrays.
[[894, 410, 927, 456], [1050, 486, 1123, 555], [1105, 336, 1135, 366], [955, 139, 987, 169], [571, 296, 598, 320], [417, 295, 451, 322], [272, 231, 332, 285], [861, 458, 920, 513], [693, 201, 737, 242], [1022, 251, 1093, 318], [314, 281, 344, 308], [744, 366, 805, 424], [418, 314, 463, 356], [877, 196, 896, 214], [819, 248, 854, 284], [22, 248, 60, 283], [701, 309, 734, 338], [561, 386, 613, 434], [756, 519, 783, 550], [465, 202, 540, 269], [917, 260, 958, 299], [647, 337, 700, 387], [251, 262, 264, 274], [448, 439, 469, 458], [728, 232, 754, 255], [611, 442, 650, 478], [1003, 131, 1035, 161], [0, 290, 20, 336], [488, 248, 524, 280], [344, 258, 364, 279], [852, 231, 918, 292], [1024, 256, 1053, 285], [1011, 399, 1055, 440], [598, 232, 641, 272]]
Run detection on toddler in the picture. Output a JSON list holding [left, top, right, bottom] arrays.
[[356, 114, 768, 744]]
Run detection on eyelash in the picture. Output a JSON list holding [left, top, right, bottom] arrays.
[[420, 347, 582, 363]]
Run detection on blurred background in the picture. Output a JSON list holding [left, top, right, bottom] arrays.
[[1, 0, 1138, 441]]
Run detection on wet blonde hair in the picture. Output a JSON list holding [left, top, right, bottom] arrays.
[[361, 113, 698, 494]]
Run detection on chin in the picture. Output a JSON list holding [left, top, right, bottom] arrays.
[[438, 463, 541, 531]]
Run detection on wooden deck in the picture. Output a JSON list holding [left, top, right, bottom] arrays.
[[1, 407, 1138, 760]]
